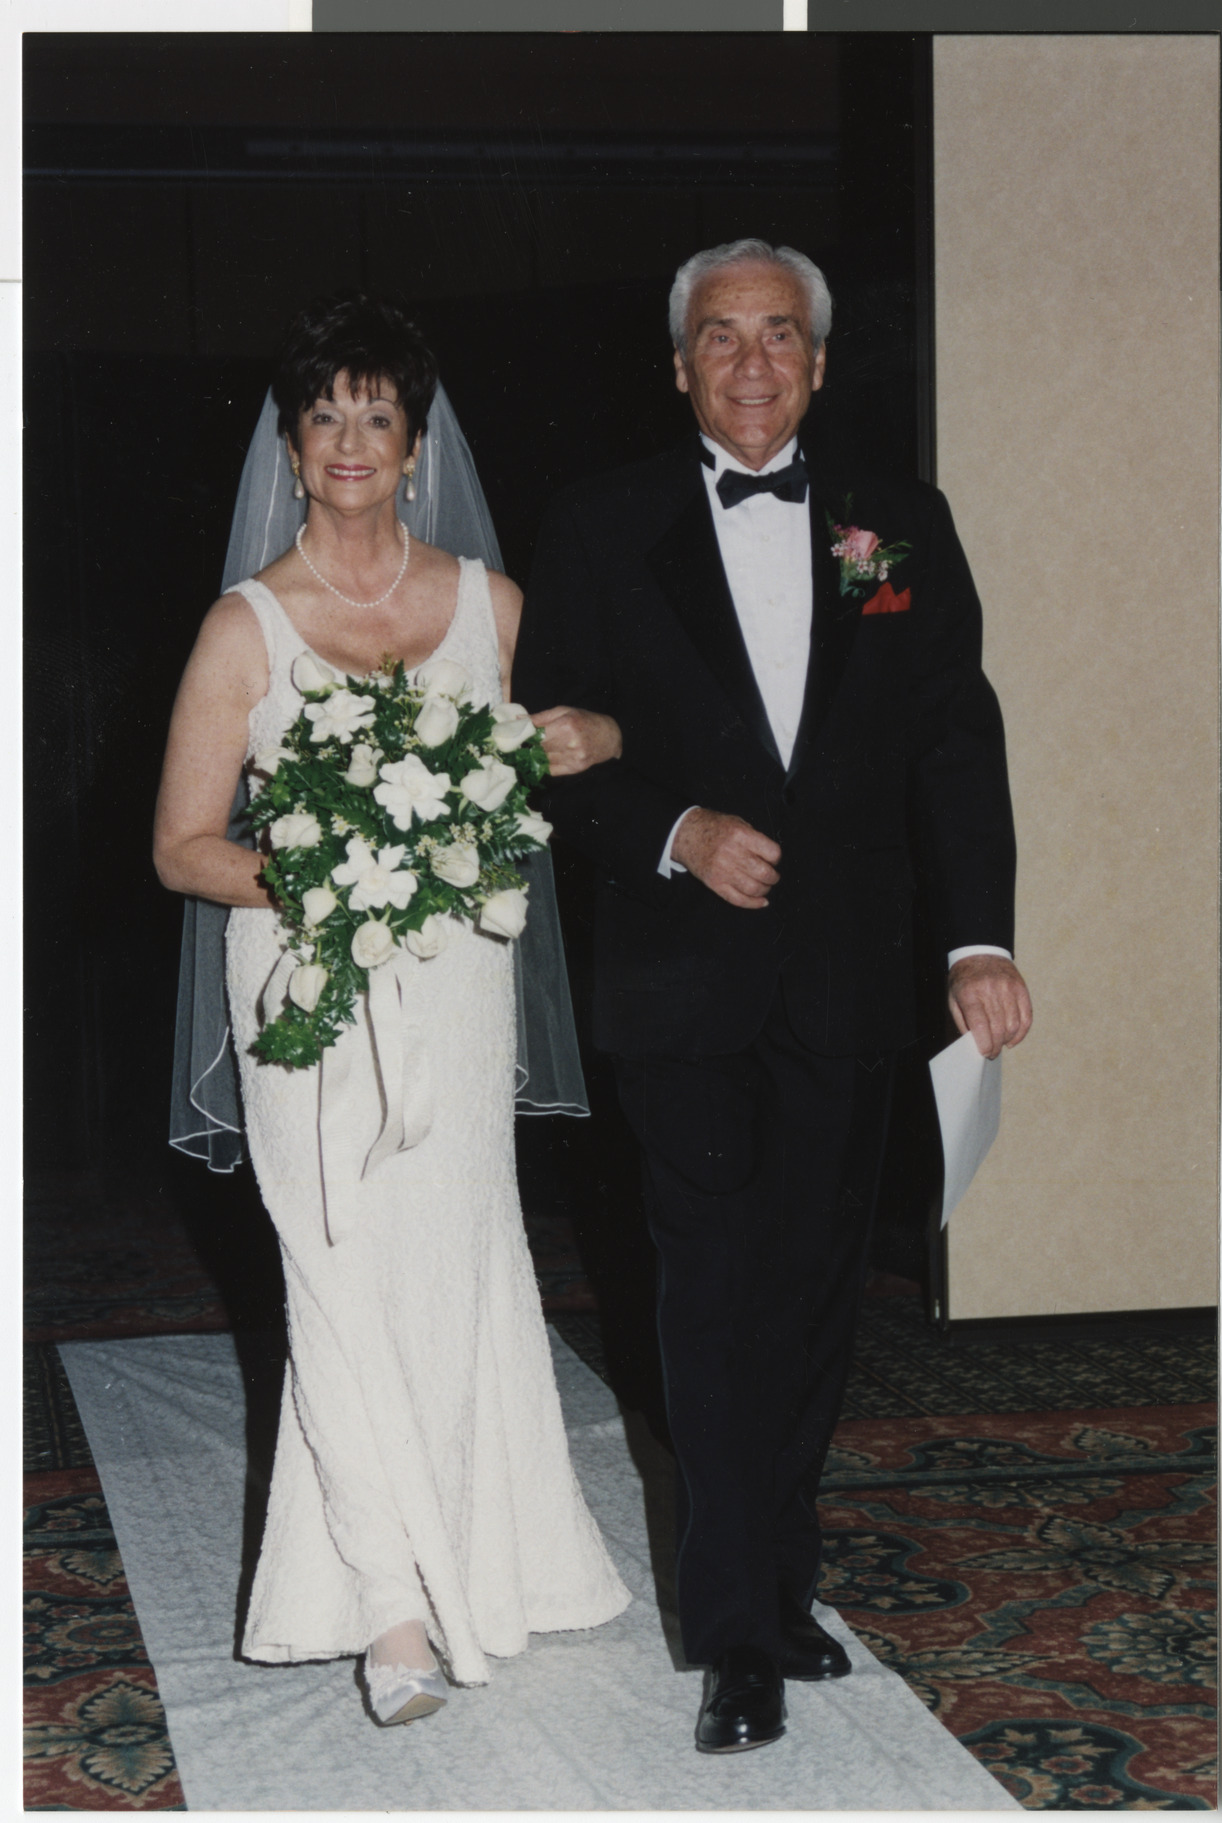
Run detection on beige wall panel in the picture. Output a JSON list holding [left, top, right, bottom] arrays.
[[933, 36, 1219, 1318]]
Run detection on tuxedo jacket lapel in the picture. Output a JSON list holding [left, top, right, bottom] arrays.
[[786, 469, 859, 782], [646, 456, 783, 771]]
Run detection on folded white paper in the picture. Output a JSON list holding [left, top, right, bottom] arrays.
[[929, 1031, 1002, 1228]]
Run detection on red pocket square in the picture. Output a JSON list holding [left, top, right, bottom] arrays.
[[862, 582, 911, 616]]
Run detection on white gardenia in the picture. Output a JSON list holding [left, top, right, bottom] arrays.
[[460, 754, 517, 812], [405, 913, 459, 959], [304, 688, 377, 746], [415, 695, 460, 749], [287, 962, 328, 1013], [332, 837, 419, 912], [301, 885, 339, 926], [344, 743, 383, 787], [430, 841, 480, 889], [374, 755, 453, 828], [489, 703, 537, 752], [415, 656, 471, 702], [269, 811, 323, 850], [479, 887, 529, 940], [291, 651, 340, 695], [351, 920, 397, 969], [515, 809, 553, 845]]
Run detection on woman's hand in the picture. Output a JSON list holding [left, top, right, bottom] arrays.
[[531, 706, 623, 776]]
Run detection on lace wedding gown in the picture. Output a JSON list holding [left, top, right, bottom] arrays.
[[224, 558, 630, 1684]]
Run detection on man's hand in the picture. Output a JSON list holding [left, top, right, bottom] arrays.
[[531, 705, 623, 776], [948, 956, 1033, 1060], [671, 807, 781, 910]]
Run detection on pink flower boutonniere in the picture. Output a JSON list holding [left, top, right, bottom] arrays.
[[826, 500, 912, 600]]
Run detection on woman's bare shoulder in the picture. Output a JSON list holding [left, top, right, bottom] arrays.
[[203, 585, 260, 632], [484, 566, 524, 631], [407, 535, 461, 581], [190, 588, 268, 676]]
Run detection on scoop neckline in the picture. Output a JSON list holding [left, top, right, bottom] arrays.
[[244, 554, 474, 681]]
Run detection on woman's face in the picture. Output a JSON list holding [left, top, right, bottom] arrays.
[[290, 370, 420, 514]]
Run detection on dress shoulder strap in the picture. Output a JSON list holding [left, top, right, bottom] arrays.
[[455, 554, 492, 626], [453, 554, 504, 679], [225, 576, 298, 679]]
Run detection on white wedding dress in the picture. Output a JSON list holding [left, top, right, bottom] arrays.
[[224, 557, 630, 1684]]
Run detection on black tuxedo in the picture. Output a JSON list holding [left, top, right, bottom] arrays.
[[516, 431, 1015, 1060], [514, 426, 1016, 1664]]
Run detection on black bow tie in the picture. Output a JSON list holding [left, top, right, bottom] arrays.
[[710, 451, 809, 510]]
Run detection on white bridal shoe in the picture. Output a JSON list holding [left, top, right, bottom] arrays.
[[363, 1657, 449, 1726]]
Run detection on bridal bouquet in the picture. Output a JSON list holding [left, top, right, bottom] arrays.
[[248, 651, 551, 1069]]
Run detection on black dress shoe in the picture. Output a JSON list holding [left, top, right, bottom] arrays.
[[695, 1644, 786, 1754], [775, 1587, 852, 1681]]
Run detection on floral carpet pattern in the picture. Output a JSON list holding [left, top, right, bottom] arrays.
[[818, 1405, 1216, 1808], [24, 1166, 1217, 1809], [24, 1468, 186, 1810]]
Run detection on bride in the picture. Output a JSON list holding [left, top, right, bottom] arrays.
[[153, 293, 630, 1727]]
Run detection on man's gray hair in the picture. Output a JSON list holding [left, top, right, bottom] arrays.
[[668, 239, 833, 355]]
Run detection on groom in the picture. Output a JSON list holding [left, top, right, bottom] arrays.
[[514, 239, 1031, 1753]]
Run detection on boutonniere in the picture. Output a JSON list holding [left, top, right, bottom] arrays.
[[826, 499, 912, 600]]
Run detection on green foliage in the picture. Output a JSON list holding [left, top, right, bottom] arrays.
[[248, 663, 548, 1070]]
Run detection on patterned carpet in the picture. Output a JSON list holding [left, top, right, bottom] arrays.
[[820, 1405, 1216, 1808], [24, 1468, 187, 1811], [23, 1164, 1217, 1810]]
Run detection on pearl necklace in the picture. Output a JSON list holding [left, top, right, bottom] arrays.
[[295, 522, 410, 609]]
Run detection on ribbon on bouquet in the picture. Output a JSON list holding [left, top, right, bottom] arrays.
[[259, 947, 435, 1245]]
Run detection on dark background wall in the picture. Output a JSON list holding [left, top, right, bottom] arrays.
[[24, 32, 937, 1282]]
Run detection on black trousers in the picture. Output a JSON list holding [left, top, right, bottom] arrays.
[[614, 986, 895, 1667]]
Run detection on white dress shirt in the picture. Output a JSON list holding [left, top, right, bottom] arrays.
[[698, 434, 813, 770], [657, 434, 1011, 969]]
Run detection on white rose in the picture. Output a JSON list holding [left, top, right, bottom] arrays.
[[253, 745, 294, 777], [414, 656, 471, 702], [304, 688, 377, 746], [351, 920, 397, 969], [514, 809, 553, 846], [291, 651, 340, 695], [404, 912, 459, 959], [430, 842, 481, 889], [269, 811, 322, 850], [489, 703, 537, 752], [374, 755, 452, 828], [479, 887, 529, 941], [460, 755, 516, 812], [415, 695, 460, 749], [301, 885, 338, 926], [344, 743, 383, 787], [287, 962, 328, 1013]]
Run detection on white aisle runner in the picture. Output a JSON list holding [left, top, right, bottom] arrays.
[[59, 1331, 1016, 1812]]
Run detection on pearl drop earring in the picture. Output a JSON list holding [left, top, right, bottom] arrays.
[[404, 458, 417, 503], [291, 457, 306, 501]]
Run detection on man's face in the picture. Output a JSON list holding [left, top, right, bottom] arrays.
[[674, 261, 825, 471]]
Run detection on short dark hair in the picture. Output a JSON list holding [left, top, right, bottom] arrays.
[[272, 293, 439, 445]]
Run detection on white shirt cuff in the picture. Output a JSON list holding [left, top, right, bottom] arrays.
[[947, 944, 1013, 968], [658, 806, 701, 878]]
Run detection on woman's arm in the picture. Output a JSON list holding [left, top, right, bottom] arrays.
[[153, 593, 275, 907], [487, 568, 622, 776]]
